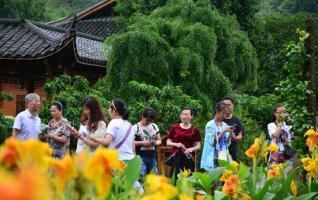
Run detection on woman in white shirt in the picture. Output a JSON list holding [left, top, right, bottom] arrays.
[[267, 103, 294, 164], [90, 99, 135, 162], [67, 96, 107, 154]]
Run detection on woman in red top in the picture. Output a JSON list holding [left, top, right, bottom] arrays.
[[166, 107, 201, 178]]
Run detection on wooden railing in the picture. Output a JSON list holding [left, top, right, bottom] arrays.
[[157, 145, 197, 176]]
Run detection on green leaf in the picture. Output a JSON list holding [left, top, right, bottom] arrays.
[[284, 167, 298, 190], [254, 178, 275, 200], [193, 172, 213, 192], [207, 167, 225, 182], [263, 192, 276, 200], [293, 192, 318, 200], [239, 162, 250, 181], [218, 160, 231, 167], [121, 156, 142, 188], [214, 191, 229, 200]]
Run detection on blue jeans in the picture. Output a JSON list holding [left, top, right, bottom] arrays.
[[140, 156, 157, 176]]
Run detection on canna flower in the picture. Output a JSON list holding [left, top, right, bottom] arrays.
[[266, 142, 279, 152], [245, 147, 256, 158], [0, 138, 19, 167], [245, 138, 260, 158], [301, 157, 312, 166], [222, 175, 240, 198], [0, 138, 52, 172], [141, 194, 166, 200], [231, 161, 239, 169], [290, 180, 298, 196], [220, 169, 233, 182], [302, 156, 317, 178], [84, 148, 122, 199], [49, 154, 77, 194], [267, 164, 283, 180], [262, 142, 279, 157], [0, 167, 51, 200], [304, 129, 316, 137], [179, 169, 191, 178], [304, 129, 318, 151], [144, 175, 177, 199], [195, 193, 205, 200], [179, 194, 193, 200]]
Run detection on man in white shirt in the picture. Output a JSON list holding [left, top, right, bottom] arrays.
[[12, 93, 41, 140]]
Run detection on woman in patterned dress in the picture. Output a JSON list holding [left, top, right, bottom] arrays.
[[46, 101, 70, 159]]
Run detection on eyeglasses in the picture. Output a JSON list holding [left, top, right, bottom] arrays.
[[275, 111, 286, 114]]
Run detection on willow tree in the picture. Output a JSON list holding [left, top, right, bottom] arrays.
[[99, 0, 258, 128]]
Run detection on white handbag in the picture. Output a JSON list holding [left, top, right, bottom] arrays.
[[218, 149, 232, 162]]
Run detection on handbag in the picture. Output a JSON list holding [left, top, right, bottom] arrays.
[[218, 149, 233, 162], [282, 144, 296, 160], [165, 150, 178, 166]]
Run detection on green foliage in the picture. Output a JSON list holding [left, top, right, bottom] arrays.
[[0, 92, 14, 101], [210, 0, 260, 31], [110, 0, 257, 98], [0, 111, 14, 144], [0, 0, 71, 22], [250, 13, 318, 94], [115, 0, 168, 26], [275, 31, 313, 155]]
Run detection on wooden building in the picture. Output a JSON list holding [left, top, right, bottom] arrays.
[[0, 0, 120, 116]]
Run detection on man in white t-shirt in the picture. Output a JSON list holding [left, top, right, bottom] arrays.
[[12, 93, 41, 140]]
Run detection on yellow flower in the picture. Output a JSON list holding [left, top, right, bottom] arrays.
[[84, 148, 121, 199], [49, 154, 77, 194], [144, 175, 177, 199], [222, 175, 240, 198], [305, 129, 316, 137], [290, 180, 298, 196], [245, 138, 260, 159], [231, 161, 239, 169], [301, 157, 311, 166], [0, 139, 52, 172], [195, 193, 205, 200], [220, 169, 233, 182], [0, 167, 51, 200], [267, 164, 282, 180], [245, 147, 256, 158], [251, 138, 260, 152], [0, 138, 19, 167], [141, 194, 166, 200], [297, 29, 310, 42], [179, 194, 193, 200], [266, 142, 279, 152], [179, 169, 191, 178]]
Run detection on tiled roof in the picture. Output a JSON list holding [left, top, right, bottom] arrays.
[[58, 17, 121, 38], [0, 19, 67, 58], [0, 19, 107, 67]]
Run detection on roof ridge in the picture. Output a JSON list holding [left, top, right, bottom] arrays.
[[24, 20, 61, 44]]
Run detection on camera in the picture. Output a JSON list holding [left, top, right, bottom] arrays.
[[185, 153, 192, 159]]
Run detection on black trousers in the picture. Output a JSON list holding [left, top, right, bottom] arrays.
[[169, 153, 195, 180]]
